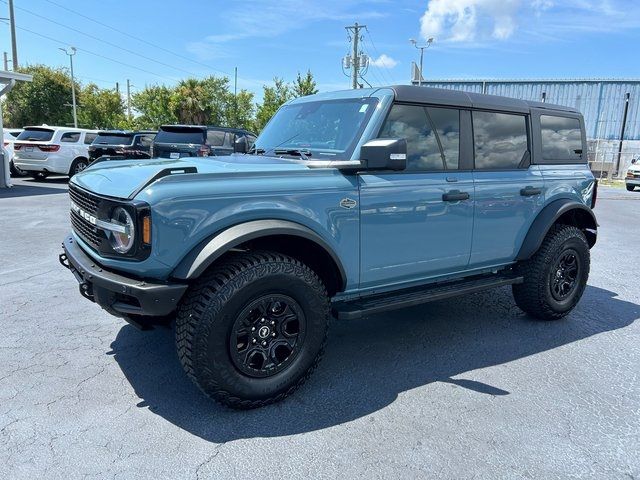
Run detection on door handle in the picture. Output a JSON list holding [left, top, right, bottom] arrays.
[[520, 186, 542, 196], [442, 190, 470, 202]]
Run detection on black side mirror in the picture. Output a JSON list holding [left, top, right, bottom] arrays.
[[360, 138, 407, 171], [234, 136, 248, 154]]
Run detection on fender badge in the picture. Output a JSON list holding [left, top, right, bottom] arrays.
[[340, 198, 357, 209]]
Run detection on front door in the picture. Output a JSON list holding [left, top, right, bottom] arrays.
[[359, 103, 474, 291]]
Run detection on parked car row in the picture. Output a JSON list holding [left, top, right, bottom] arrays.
[[6, 124, 256, 180]]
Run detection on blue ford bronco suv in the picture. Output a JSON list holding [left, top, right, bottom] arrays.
[[60, 86, 597, 408]]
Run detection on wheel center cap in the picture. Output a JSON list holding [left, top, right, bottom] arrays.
[[258, 326, 271, 339]]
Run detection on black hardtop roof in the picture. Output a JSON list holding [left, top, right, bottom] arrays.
[[158, 124, 256, 135], [389, 85, 579, 114], [96, 130, 156, 135]]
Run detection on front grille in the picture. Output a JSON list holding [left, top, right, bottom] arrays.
[[70, 210, 102, 249], [69, 185, 104, 250], [69, 185, 99, 216]]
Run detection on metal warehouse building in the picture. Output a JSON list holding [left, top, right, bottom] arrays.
[[412, 75, 640, 178]]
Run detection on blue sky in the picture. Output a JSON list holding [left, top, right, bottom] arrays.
[[2, 0, 640, 99]]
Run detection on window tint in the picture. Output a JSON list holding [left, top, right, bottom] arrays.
[[378, 104, 460, 171], [206, 130, 225, 146], [155, 128, 205, 144], [60, 132, 81, 143], [93, 133, 133, 145], [247, 135, 257, 147], [16, 128, 54, 142], [540, 115, 583, 160], [84, 133, 97, 144], [473, 112, 528, 169]]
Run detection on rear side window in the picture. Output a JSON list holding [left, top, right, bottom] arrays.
[[84, 133, 97, 144], [60, 132, 81, 143], [540, 115, 583, 161], [378, 104, 460, 171], [473, 111, 528, 169], [155, 128, 205, 144], [16, 128, 54, 142], [207, 130, 226, 146]]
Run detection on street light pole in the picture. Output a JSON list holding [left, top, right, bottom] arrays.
[[409, 37, 434, 86], [60, 47, 78, 128]]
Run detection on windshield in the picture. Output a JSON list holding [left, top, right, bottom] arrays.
[[155, 127, 205, 144], [17, 128, 54, 142], [93, 133, 134, 145], [254, 98, 378, 160]]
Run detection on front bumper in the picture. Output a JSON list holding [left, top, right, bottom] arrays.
[[60, 235, 188, 320]]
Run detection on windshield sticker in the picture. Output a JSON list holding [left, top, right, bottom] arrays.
[[359, 104, 369, 113]]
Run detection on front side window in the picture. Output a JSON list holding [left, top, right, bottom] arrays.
[[473, 111, 528, 169], [540, 115, 583, 161], [60, 132, 81, 143], [254, 98, 378, 160], [378, 104, 460, 171], [84, 133, 97, 144], [137, 135, 154, 148]]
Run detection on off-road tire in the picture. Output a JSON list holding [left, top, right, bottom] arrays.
[[513, 225, 590, 320], [627, 184, 636, 192], [175, 251, 330, 409]]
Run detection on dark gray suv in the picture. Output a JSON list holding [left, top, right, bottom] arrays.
[[151, 125, 256, 159]]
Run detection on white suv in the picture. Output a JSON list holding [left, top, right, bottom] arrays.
[[13, 126, 98, 180]]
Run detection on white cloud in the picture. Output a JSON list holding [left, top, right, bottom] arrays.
[[420, 0, 521, 43], [370, 54, 398, 69], [419, 0, 640, 45]]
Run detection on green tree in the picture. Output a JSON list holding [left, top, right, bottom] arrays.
[[77, 84, 126, 129], [225, 89, 255, 131], [130, 85, 177, 129], [254, 78, 293, 132], [292, 70, 318, 97], [2, 64, 77, 127], [168, 76, 231, 125]]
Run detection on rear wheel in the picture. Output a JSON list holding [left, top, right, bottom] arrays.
[[176, 251, 329, 409], [69, 158, 89, 177], [10, 161, 28, 177], [513, 225, 590, 320]]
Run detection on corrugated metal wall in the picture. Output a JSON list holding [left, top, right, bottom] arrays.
[[420, 80, 640, 141]]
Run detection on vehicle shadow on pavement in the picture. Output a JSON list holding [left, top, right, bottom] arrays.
[[108, 285, 639, 442]]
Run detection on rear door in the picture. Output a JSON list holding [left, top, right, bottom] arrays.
[[358, 103, 475, 290], [470, 110, 545, 268]]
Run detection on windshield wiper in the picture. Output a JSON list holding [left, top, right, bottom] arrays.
[[247, 146, 265, 155], [273, 148, 312, 160]]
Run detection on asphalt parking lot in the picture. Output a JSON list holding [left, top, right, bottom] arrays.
[[1, 177, 639, 479]]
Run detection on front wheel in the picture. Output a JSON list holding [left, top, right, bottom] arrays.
[[513, 225, 590, 320], [176, 251, 329, 409], [627, 184, 636, 192]]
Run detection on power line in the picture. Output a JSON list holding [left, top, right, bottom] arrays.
[[364, 27, 395, 85], [1, 0, 205, 79], [0, 20, 177, 82], [42, 0, 233, 78]]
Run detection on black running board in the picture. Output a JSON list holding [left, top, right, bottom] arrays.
[[333, 274, 523, 320]]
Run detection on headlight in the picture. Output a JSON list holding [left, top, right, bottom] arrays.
[[109, 207, 135, 253]]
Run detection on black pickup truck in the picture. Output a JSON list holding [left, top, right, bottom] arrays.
[[88, 130, 157, 163]]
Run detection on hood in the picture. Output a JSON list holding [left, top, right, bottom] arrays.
[[71, 154, 312, 199]]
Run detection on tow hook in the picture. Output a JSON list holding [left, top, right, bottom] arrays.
[[59, 252, 70, 269]]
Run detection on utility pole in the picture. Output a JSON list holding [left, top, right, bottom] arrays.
[[115, 82, 119, 95], [234, 66, 238, 127], [59, 47, 78, 128], [8, 0, 18, 69], [344, 23, 367, 89], [126, 79, 131, 119], [3, 52, 9, 71], [409, 37, 433, 86]]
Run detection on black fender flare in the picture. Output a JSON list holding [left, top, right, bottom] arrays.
[[515, 199, 597, 261], [171, 219, 347, 286]]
